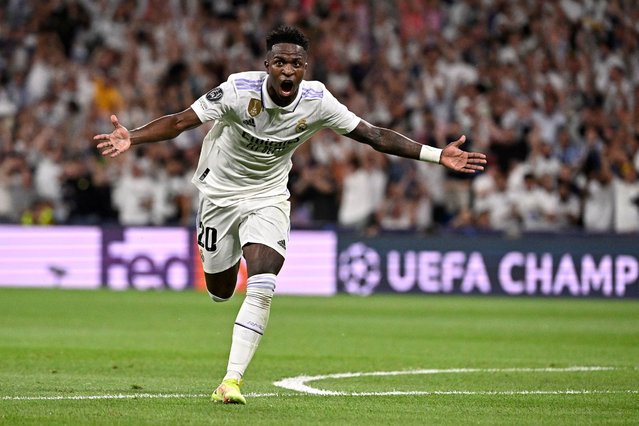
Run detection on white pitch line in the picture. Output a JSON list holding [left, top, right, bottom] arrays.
[[346, 390, 639, 397], [1, 392, 282, 401], [2, 390, 638, 402], [272, 366, 625, 395], [2, 393, 209, 401]]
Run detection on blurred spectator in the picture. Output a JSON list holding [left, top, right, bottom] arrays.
[[61, 156, 116, 224], [111, 161, 158, 226], [532, 91, 566, 146], [555, 178, 581, 231], [474, 170, 518, 233], [337, 156, 377, 230], [512, 172, 545, 232], [290, 158, 340, 228], [582, 160, 614, 233], [159, 153, 196, 226], [0, 152, 36, 222], [21, 199, 55, 225], [412, 180, 435, 232], [613, 162, 639, 233], [0, 153, 21, 221], [554, 125, 586, 172], [375, 180, 414, 232]]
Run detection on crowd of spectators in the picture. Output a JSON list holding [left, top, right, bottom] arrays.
[[1, 0, 639, 235]]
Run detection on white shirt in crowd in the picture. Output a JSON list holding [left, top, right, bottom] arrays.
[[583, 178, 614, 232], [613, 177, 639, 233], [112, 164, 158, 225]]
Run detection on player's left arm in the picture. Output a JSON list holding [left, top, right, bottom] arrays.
[[345, 120, 487, 173]]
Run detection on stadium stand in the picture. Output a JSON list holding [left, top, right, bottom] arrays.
[[1, 0, 638, 234]]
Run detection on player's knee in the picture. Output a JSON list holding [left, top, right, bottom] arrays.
[[206, 283, 235, 302], [204, 270, 237, 302], [208, 289, 233, 302]]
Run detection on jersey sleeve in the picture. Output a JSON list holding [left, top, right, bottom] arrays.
[[320, 88, 361, 134], [190, 79, 236, 123]]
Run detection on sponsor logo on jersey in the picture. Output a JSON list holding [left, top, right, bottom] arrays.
[[240, 131, 300, 155], [205, 86, 223, 102], [295, 118, 308, 133], [277, 240, 287, 249], [248, 98, 262, 117], [242, 117, 256, 127]]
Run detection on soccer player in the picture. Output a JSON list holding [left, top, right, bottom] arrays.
[[94, 26, 487, 404]]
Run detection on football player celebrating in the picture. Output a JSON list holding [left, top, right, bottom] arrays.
[[94, 25, 487, 404]]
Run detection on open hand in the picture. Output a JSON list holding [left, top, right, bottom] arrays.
[[440, 135, 487, 173], [94, 115, 131, 157]]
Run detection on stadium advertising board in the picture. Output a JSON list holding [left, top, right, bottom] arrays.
[[277, 230, 337, 295], [0, 226, 335, 295], [0, 226, 102, 289], [102, 227, 192, 291], [337, 234, 639, 298], [3, 226, 637, 298]]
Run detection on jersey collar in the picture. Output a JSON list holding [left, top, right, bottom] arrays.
[[261, 77, 304, 113]]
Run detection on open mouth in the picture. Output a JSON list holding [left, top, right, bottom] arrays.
[[280, 80, 294, 96]]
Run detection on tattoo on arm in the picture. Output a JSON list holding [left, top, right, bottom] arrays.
[[346, 121, 421, 159]]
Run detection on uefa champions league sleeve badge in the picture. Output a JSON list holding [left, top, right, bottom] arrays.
[[206, 87, 223, 102]]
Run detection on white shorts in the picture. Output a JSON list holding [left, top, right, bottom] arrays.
[[196, 197, 290, 274]]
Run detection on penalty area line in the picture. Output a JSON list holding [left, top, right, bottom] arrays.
[[2, 390, 638, 402]]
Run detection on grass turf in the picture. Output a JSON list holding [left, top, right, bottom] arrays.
[[0, 288, 637, 425]]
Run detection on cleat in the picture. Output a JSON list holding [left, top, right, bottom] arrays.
[[211, 378, 246, 404]]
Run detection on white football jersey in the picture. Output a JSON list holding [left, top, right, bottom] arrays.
[[190, 71, 361, 206]]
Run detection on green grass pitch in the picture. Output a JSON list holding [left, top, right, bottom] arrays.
[[0, 288, 637, 425]]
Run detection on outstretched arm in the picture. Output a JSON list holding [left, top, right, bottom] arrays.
[[94, 108, 202, 157], [345, 120, 487, 173]]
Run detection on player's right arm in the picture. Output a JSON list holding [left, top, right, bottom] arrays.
[[94, 108, 202, 157]]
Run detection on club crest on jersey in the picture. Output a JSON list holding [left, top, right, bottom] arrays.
[[296, 119, 308, 133], [206, 87, 223, 102], [248, 98, 262, 117]]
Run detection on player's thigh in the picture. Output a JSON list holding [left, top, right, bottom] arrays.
[[197, 197, 242, 276], [239, 200, 290, 276]]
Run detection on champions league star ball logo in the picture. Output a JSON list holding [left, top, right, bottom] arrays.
[[338, 243, 381, 295]]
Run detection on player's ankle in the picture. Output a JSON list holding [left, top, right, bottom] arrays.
[[224, 371, 242, 381]]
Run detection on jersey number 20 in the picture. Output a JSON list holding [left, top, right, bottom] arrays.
[[197, 223, 217, 252]]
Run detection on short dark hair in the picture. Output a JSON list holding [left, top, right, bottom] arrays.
[[266, 26, 309, 52]]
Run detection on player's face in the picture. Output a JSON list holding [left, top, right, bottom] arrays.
[[265, 43, 307, 107]]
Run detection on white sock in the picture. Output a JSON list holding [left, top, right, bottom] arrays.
[[224, 273, 276, 381]]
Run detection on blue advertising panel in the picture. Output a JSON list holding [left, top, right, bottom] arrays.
[[337, 233, 639, 298]]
